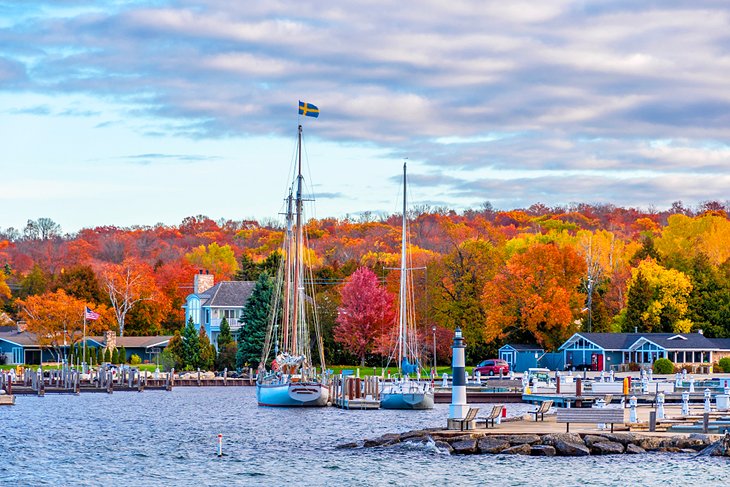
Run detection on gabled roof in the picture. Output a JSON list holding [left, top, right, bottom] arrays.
[[710, 338, 730, 350], [562, 332, 728, 351], [500, 343, 544, 352], [197, 281, 256, 307], [0, 331, 40, 347], [88, 335, 172, 349]]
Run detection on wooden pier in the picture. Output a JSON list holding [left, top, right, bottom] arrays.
[[330, 375, 381, 410]]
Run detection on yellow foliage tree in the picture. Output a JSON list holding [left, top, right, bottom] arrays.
[[655, 214, 730, 266], [627, 259, 693, 333], [185, 242, 239, 279]]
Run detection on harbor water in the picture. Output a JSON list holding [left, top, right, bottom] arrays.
[[1, 387, 727, 486]]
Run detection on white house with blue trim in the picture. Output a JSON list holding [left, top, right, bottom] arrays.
[[182, 271, 256, 347]]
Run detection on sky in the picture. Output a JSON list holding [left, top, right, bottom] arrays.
[[2, 0, 730, 233]]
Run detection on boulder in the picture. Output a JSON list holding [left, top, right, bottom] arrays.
[[636, 436, 664, 451], [625, 444, 646, 454], [501, 444, 532, 455], [553, 438, 590, 456], [541, 433, 583, 447], [364, 433, 401, 447], [582, 435, 607, 448], [451, 439, 479, 454], [434, 440, 454, 454], [530, 445, 556, 456], [671, 436, 708, 451], [401, 430, 428, 441], [596, 432, 636, 446], [590, 441, 624, 455], [477, 438, 511, 454], [335, 442, 360, 449], [490, 434, 542, 446]]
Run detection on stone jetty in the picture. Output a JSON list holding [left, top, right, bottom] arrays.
[[341, 431, 730, 457]]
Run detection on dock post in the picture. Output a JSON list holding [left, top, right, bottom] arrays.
[[681, 391, 690, 416], [703, 413, 709, 433], [448, 328, 469, 426], [74, 371, 80, 395], [224, 368, 228, 386], [656, 392, 665, 420], [649, 411, 656, 432], [629, 396, 637, 423], [197, 368, 201, 386], [38, 368, 45, 397]]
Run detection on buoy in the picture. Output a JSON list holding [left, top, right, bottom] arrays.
[[217, 434, 223, 457]]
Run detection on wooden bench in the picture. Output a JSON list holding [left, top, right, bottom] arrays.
[[453, 407, 480, 431], [476, 405, 503, 429], [556, 407, 625, 433], [532, 400, 553, 421]]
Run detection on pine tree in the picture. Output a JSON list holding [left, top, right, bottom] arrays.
[[217, 317, 233, 348], [198, 326, 215, 371], [237, 272, 274, 368], [111, 348, 119, 364], [119, 346, 127, 364], [104, 347, 112, 363], [96, 346, 103, 364], [182, 317, 200, 371], [167, 330, 184, 369], [624, 270, 654, 332]]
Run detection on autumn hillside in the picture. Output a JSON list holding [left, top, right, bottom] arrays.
[[3, 200, 730, 363]]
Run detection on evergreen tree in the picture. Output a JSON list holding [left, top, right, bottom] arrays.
[[234, 253, 259, 281], [217, 317, 233, 348], [198, 326, 215, 370], [182, 317, 200, 371], [216, 342, 238, 371], [104, 347, 112, 363], [623, 270, 654, 332], [166, 330, 185, 370], [96, 346, 102, 364], [119, 346, 127, 364], [237, 272, 274, 368], [111, 348, 119, 364]]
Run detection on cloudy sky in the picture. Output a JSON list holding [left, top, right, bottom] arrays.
[[2, 1, 730, 232]]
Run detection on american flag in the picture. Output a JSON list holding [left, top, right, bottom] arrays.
[[85, 306, 100, 320]]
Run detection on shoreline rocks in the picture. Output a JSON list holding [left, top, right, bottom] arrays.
[[343, 430, 730, 457]]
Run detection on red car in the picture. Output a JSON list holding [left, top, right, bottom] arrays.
[[474, 359, 510, 376]]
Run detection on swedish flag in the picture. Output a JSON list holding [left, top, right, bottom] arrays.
[[298, 101, 319, 118]]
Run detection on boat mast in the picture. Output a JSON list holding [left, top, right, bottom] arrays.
[[399, 162, 408, 371], [292, 124, 304, 357], [282, 190, 293, 354]]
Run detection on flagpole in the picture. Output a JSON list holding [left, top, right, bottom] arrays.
[[83, 308, 87, 366]]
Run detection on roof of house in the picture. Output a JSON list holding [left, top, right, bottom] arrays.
[[0, 325, 16, 333], [500, 343, 544, 351], [710, 338, 730, 350], [564, 332, 730, 351], [197, 281, 256, 307], [88, 335, 172, 348], [0, 331, 41, 347]]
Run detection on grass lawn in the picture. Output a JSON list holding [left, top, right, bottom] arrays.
[[326, 365, 474, 376]]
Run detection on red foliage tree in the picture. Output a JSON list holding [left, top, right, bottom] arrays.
[[334, 267, 395, 366]]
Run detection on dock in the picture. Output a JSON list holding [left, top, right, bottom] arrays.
[[330, 374, 380, 409], [0, 394, 14, 405]]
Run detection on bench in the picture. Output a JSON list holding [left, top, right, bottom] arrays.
[[476, 405, 503, 429], [556, 407, 625, 433], [532, 400, 553, 421], [453, 407, 480, 431]]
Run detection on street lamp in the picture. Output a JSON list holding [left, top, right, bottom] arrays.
[[432, 326, 437, 377]]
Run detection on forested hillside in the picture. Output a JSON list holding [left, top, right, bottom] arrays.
[[3, 200, 730, 364]]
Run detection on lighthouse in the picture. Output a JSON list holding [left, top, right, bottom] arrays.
[[448, 327, 469, 424]]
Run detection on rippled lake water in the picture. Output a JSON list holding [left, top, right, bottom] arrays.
[[1, 387, 727, 486]]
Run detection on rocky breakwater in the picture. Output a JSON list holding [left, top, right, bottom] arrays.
[[339, 431, 730, 457]]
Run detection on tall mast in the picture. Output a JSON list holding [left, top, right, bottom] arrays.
[[292, 124, 304, 356], [399, 162, 408, 371], [282, 190, 293, 353]]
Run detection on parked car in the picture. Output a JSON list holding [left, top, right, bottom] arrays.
[[474, 359, 510, 376]]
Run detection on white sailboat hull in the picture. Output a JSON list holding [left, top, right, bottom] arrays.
[[257, 382, 330, 407]]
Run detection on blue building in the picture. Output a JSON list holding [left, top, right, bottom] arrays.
[[182, 271, 256, 347], [498, 344, 544, 372], [559, 332, 730, 371]]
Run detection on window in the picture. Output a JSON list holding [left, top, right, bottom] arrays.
[[224, 309, 238, 321], [188, 297, 200, 325], [205, 309, 210, 325]]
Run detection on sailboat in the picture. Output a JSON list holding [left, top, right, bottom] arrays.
[[379, 162, 435, 410], [256, 122, 330, 407]]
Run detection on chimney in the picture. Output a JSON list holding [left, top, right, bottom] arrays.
[[194, 271, 215, 294], [16, 320, 27, 333], [105, 330, 117, 350]]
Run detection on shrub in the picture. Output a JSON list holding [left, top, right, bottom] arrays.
[[627, 362, 641, 372], [719, 357, 730, 373], [653, 358, 674, 374], [130, 354, 142, 365]]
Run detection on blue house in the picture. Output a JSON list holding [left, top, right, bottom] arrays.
[[182, 271, 256, 347], [559, 332, 730, 371], [498, 344, 544, 372]]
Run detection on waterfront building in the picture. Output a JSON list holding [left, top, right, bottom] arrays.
[[498, 344, 544, 372], [182, 271, 255, 347], [559, 332, 730, 371]]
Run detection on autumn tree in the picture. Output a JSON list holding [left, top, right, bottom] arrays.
[[54, 264, 105, 303], [431, 239, 503, 362], [483, 242, 585, 351], [185, 242, 239, 279], [619, 259, 693, 333], [335, 267, 395, 366], [18, 290, 108, 361], [237, 272, 273, 368], [100, 259, 157, 336]]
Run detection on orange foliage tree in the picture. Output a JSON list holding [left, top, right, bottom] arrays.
[[483, 242, 585, 351]]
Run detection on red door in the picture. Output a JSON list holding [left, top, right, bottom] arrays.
[[597, 354, 604, 371]]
